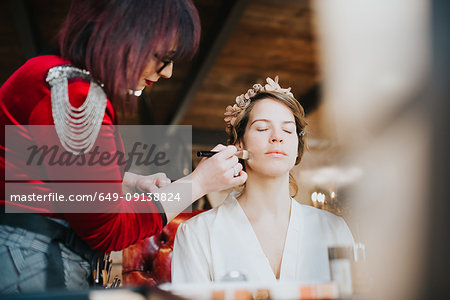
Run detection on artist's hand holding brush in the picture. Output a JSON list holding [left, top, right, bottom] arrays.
[[193, 145, 248, 196], [148, 144, 249, 223]]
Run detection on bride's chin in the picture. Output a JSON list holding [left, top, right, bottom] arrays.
[[248, 160, 293, 175], [248, 167, 291, 179]]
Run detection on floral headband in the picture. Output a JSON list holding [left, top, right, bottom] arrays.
[[224, 76, 302, 135]]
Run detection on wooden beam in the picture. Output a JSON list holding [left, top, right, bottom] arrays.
[[192, 129, 227, 147], [170, 0, 250, 125], [8, 0, 39, 59]]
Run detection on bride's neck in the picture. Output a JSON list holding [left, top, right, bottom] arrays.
[[238, 172, 291, 217]]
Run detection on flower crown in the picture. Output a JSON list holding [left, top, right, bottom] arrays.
[[224, 76, 294, 131]]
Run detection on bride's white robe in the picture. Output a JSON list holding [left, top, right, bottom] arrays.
[[171, 193, 354, 283]]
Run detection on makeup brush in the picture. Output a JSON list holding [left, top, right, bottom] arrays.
[[197, 150, 253, 160]]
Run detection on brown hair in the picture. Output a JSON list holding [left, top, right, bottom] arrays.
[[226, 91, 307, 197]]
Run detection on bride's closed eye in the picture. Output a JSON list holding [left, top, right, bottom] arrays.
[[282, 124, 296, 134]]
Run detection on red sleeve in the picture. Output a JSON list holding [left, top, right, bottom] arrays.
[[28, 80, 167, 252]]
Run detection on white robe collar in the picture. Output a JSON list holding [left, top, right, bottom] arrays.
[[217, 192, 303, 282]]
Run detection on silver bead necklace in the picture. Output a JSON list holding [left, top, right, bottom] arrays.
[[46, 65, 107, 155]]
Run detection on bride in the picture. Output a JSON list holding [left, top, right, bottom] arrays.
[[171, 77, 354, 283]]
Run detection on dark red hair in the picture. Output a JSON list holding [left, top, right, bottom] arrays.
[[58, 0, 200, 103]]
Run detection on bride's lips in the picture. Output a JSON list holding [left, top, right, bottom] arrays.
[[265, 151, 287, 157], [145, 79, 154, 86]]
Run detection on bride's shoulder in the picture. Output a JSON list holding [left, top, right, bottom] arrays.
[[179, 205, 225, 233], [179, 194, 236, 233], [295, 200, 343, 222], [182, 207, 217, 225], [182, 192, 236, 225]]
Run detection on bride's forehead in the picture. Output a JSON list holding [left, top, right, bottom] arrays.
[[250, 99, 294, 119]]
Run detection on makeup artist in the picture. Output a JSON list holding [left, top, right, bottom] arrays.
[[0, 0, 247, 293]]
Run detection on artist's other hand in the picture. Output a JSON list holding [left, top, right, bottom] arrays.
[[122, 172, 171, 195]]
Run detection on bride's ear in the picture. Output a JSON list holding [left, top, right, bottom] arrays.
[[235, 140, 244, 151]]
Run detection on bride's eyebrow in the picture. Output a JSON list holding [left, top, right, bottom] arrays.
[[250, 119, 295, 126], [250, 119, 270, 126]]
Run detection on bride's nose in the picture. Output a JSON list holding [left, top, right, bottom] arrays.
[[269, 129, 283, 143]]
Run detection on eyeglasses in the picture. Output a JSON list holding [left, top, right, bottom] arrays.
[[154, 54, 174, 74]]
